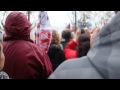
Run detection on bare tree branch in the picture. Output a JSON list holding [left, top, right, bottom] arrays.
[[27, 11, 31, 21], [1, 11, 7, 31], [31, 22, 36, 30]]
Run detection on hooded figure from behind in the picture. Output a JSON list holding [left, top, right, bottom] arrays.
[[3, 11, 53, 79]]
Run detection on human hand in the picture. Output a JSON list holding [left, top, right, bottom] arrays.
[[90, 27, 97, 34], [75, 29, 81, 43], [90, 27, 100, 46], [84, 28, 90, 37]]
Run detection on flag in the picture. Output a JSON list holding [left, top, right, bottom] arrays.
[[35, 11, 52, 53], [66, 23, 70, 30]]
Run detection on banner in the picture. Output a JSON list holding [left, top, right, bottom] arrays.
[[36, 11, 52, 53]]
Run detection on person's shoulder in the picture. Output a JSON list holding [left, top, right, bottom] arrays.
[[57, 56, 89, 70], [49, 44, 62, 50], [60, 40, 66, 44], [48, 56, 103, 79], [59, 44, 63, 50], [26, 41, 40, 49], [24, 41, 45, 55], [48, 57, 88, 79]]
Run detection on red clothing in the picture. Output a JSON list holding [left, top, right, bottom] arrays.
[[3, 40, 53, 79], [64, 39, 78, 59], [3, 12, 53, 79]]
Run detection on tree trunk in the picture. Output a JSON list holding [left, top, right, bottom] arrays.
[[1, 11, 7, 31], [28, 11, 30, 21], [75, 11, 77, 33]]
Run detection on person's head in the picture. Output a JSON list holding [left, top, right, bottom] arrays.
[[61, 30, 72, 41], [75, 28, 90, 43], [0, 44, 5, 71], [4, 11, 31, 41], [79, 28, 90, 36], [51, 30, 60, 44], [115, 11, 118, 14], [77, 34, 90, 57]]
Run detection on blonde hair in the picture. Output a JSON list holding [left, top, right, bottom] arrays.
[[51, 30, 60, 44]]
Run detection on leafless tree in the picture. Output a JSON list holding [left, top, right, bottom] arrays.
[[1, 11, 7, 31], [27, 11, 31, 21], [76, 11, 115, 29], [25, 11, 37, 30]]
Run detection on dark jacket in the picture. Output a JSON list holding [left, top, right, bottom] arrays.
[[49, 12, 120, 79], [60, 40, 70, 49], [48, 44, 65, 71]]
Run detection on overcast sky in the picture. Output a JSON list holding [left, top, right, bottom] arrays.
[[0, 11, 115, 31], [0, 11, 115, 40], [0, 11, 115, 29], [30, 11, 72, 39], [48, 11, 71, 28]]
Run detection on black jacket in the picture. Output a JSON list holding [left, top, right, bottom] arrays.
[[60, 40, 69, 49], [47, 44, 66, 71]]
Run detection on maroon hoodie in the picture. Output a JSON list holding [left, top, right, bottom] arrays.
[[3, 11, 53, 79]]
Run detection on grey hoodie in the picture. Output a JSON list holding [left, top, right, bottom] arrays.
[[48, 11, 120, 79]]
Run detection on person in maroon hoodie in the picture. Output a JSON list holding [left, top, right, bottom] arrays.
[[3, 11, 53, 79]]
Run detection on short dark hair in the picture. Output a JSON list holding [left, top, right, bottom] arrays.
[[62, 30, 72, 41], [77, 34, 90, 57], [81, 28, 85, 34], [115, 11, 118, 14]]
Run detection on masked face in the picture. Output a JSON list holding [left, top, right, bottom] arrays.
[[0, 44, 5, 71]]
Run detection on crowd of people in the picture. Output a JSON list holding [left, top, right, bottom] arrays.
[[0, 11, 120, 79]]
